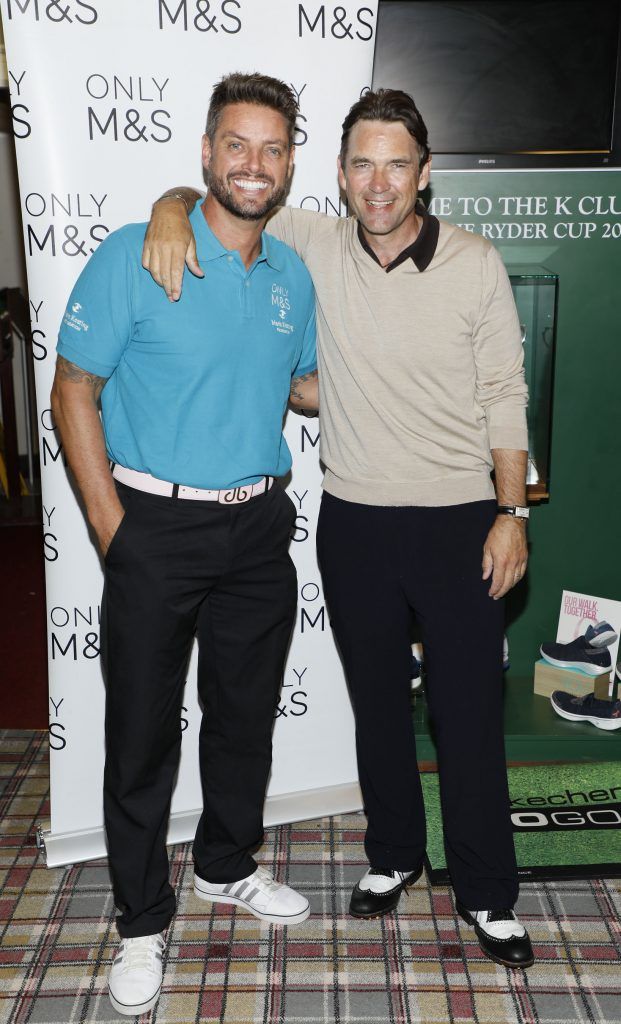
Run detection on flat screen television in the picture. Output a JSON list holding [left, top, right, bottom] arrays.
[[372, 0, 621, 168]]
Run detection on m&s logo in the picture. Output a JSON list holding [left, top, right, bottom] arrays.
[[298, 4, 374, 39], [158, 0, 242, 32], [5, 0, 98, 23]]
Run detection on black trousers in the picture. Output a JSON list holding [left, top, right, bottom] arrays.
[[316, 492, 519, 911], [101, 481, 297, 938]]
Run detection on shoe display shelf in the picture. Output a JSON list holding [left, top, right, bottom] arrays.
[[413, 675, 618, 768]]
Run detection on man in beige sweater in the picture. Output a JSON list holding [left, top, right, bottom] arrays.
[[142, 89, 533, 969]]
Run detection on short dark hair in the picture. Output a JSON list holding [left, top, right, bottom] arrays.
[[206, 72, 298, 147], [340, 89, 430, 169]]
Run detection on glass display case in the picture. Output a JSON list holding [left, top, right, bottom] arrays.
[[508, 266, 558, 502]]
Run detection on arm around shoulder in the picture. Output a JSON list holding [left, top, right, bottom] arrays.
[[266, 205, 339, 260], [142, 187, 204, 301]]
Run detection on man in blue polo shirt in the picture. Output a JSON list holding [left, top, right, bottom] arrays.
[[51, 73, 317, 1017]]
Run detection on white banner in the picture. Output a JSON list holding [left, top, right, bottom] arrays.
[[2, 0, 378, 866]]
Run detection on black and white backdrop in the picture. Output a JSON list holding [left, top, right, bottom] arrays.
[[2, 0, 379, 866]]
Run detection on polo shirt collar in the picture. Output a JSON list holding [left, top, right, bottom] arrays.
[[260, 231, 283, 271], [357, 199, 440, 273], [190, 199, 283, 271]]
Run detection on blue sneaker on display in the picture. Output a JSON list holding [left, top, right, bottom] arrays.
[[550, 689, 621, 731], [540, 621, 617, 676]]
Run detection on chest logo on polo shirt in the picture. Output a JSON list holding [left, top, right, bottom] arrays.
[[271, 283, 295, 335]]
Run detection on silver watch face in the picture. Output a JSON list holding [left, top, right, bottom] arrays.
[[514, 506, 530, 519]]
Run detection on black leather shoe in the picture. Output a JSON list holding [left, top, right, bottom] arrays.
[[349, 865, 423, 919], [456, 902, 535, 968]]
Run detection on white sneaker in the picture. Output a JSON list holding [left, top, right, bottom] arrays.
[[108, 932, 165, 1017], [194, 865, 310, 925]]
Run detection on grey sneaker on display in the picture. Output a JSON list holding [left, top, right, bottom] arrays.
[[583, 621, 618, 647], [540, 628, 614, 675]]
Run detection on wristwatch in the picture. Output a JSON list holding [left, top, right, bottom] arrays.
[[497, 505, 530, 520]]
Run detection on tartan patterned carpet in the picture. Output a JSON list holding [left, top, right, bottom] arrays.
[[1, 731, 620, 1024]]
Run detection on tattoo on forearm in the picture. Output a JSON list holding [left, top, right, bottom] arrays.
[[56, 356, 108, 399], [290, 370, 318, 402]]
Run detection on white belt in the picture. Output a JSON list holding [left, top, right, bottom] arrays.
[[112, 464, 273, 504]]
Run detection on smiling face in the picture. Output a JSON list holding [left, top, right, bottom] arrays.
[[338, 119, 431, 245], [202, 102, 294, 221]]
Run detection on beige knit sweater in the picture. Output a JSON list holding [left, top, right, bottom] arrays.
[[269, 207, 528, 507]]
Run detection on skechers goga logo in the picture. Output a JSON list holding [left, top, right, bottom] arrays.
[[158, 0, 242, 32], [511, 802, 621, 832], [5, 0, 98, 24]]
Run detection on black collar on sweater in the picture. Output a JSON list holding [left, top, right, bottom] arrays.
[[356, 200, 440, 273]]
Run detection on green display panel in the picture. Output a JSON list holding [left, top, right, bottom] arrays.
[[422, 172, 621, 677]]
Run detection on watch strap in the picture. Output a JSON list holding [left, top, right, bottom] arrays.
[[497, 505, 530, 520]]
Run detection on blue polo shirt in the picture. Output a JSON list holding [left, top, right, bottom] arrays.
[[57, 200, 316, 489]]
